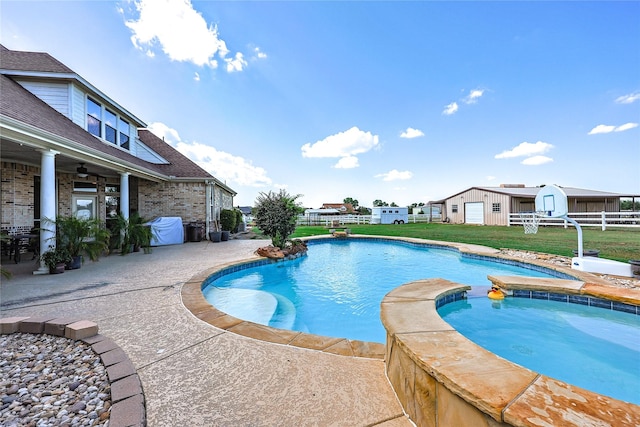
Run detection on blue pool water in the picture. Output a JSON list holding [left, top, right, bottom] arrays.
[[438, 297, 640, 405], [203, 239, 561, 343]]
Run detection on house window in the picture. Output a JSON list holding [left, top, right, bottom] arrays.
[[105, 109, 117, 144], [105, 184, 120, 218], [73, 181, 97, 193], [86, 97, 131, 150], [87, 98, 102, 137], [452, 204, 458, 213], [492, 203, 501, 213], [119, 118, 130, 150]]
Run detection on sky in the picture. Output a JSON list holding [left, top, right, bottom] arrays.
[[1, 0, 639, 208]]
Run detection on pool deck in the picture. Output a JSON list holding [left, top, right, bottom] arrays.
[[0, 240, 412, 426]]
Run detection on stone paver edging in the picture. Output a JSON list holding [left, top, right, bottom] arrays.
[[181, 259, 385, 359], [181, 234, 625, 360], [381, 278, 640, 427], [0, 316, 146, 427]]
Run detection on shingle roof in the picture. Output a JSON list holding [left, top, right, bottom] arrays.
[[0, 45, 223, 182], [1, 74, 215, 180], [0, 45, 74, 74], [137, 129, 212, 178]]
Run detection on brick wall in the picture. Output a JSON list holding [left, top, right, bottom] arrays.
[[137, 181, 208, 223], [2, 161, 235, 234], [1, 162, 37, 233]]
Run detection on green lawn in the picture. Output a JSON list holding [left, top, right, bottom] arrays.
[[291, 223, 640, 263]]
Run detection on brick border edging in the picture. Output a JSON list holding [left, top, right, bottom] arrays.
[[0, 316, 146, 427]]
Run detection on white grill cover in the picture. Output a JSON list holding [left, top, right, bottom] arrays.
[[146, 217, 184, 246]]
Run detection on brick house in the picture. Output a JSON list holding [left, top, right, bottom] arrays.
[[320, 203, 356, 214], [0, 45, 235, 272]]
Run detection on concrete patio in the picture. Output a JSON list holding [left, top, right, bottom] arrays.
[[0, 240, 411, 426]]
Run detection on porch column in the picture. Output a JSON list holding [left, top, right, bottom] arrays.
[[34, 149, 58, 275], [205, 181, 212, 236], [120, 172, 130, 219]]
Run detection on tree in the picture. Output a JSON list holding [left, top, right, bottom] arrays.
[[390, 202, 398, 207], [254, 189, 303, 249], [373, 200, 389, 207], [343, 197, 359, 209]]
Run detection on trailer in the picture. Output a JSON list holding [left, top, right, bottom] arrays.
[[371, 207, 409, 224]]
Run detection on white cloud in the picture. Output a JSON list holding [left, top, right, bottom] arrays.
[[124, 0, 249, 72], [442, 102, 458, 115], [375, 169, 413, 181], [614, 122, 638, 132], [443, 88, 486, 115], [463, 88, 484, 104], [148, 122, 271, 187], [615, 92, 640, 104], [253, 47, 267, 59], [522, 156, 553, 166], [486, 175, 496, 181], [334, 156, 359, 169], [194, 72, 200, 81], [588, 122, 638, 134], [494, 141, 554, 159], [400, 127, 424, 139], [225, 52, 247, 73], [301, 127, 379, 168]]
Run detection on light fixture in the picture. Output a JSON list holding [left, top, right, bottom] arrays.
[[76, 162, 89, 178]]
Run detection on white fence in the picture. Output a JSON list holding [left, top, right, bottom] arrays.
[[297, 214, 443, 226], [508, 211, 640, 230]]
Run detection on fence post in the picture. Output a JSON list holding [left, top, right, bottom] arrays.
[[601, 211, 606, 231]]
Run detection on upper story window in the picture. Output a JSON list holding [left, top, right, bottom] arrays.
[[119, 118, 130, 150], [87, 98, 102, 138], [105, 109, 117, 144], [86, 97, 131, 150]]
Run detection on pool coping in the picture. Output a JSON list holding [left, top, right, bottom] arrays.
[[381, 277, 640, 426], [180, 234, 629, 360]]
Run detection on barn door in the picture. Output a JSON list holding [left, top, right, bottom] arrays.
[[465, 202, 484, 224]]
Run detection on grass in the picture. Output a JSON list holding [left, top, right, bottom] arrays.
[[291, 223, 640, 263]]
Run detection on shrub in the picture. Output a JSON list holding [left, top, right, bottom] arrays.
[[220, 209, 237, 232], [253, 190, 303, 249], [233, 209, 244, 233]]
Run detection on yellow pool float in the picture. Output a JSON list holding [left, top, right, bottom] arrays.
[[487, 286, 505, 300]]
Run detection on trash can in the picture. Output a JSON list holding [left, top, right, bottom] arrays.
[[187, 223, 204, 242]]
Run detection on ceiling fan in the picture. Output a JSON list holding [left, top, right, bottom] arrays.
[[76, 162, 89, 178]]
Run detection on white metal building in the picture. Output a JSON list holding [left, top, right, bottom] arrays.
[[431, 184, 638, 226]]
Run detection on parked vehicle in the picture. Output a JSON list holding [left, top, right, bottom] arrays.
[[371, 207, 409, 224]]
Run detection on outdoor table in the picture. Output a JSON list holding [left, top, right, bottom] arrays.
[[11, 234, 38, 263]]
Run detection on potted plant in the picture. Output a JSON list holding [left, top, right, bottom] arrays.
[[40, 246, 71, 274], [220, 209, 237, 241], [208, 222, 222, 243], [128, 212, 153, 253], [233, 209, 245, 233], [51, 215, 110, 266]]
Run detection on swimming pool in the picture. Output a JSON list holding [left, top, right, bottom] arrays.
[[439, 296, 640, 405], [202, 238, 564, 343]]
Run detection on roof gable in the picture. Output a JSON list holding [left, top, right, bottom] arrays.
[[137, 130, 212, 179], [0, 75, 212, 180], [0, 45, 73, 74]]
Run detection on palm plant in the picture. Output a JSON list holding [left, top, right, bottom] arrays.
[[48, 215, 110, 262], [111, 212, 154, 254]]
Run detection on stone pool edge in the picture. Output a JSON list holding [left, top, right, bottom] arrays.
[[180, 234, 625, 361], [381, 277, 640, 427]]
